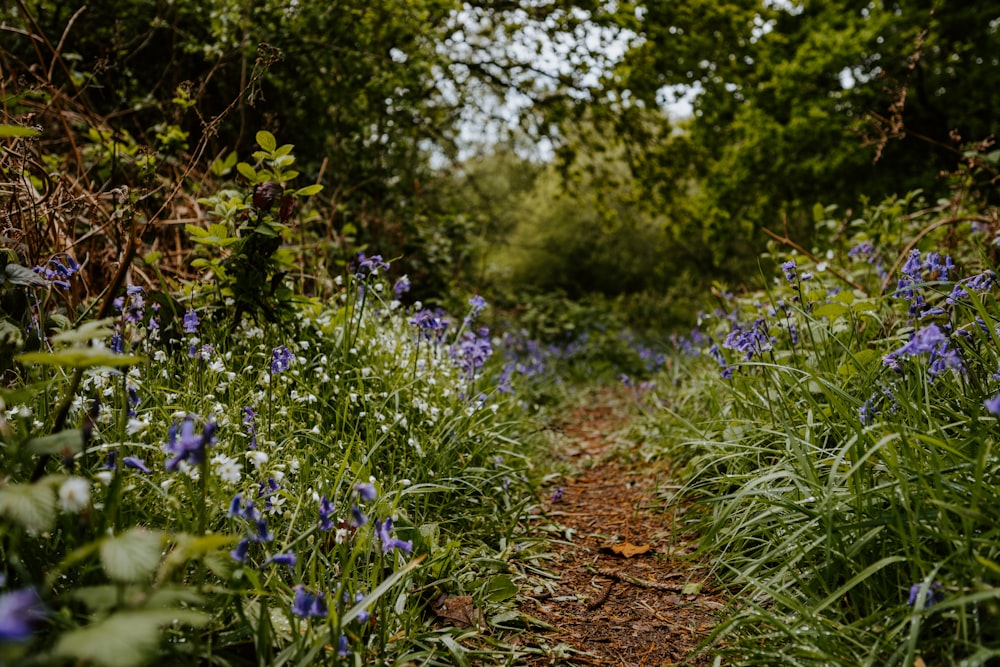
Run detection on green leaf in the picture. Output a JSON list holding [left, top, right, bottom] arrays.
[[5, 263, 47, 287], [52, 609, 208, 667], [27, 429, 84, 456], [51, 318, 116, 344], [0, 481, 57, 532], [236, 162, 257, 182], [17, 348, 143, 368], [294, 184, 323, 197], [100, 528, 165, 583], [0, 124, 40, 138], [256, 130, 277, 153], [812, 302, 849, 321], [483, 575, 518, 602]]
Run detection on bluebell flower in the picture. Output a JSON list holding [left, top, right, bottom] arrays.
[[266, 551, 296, 568], [252, 519, 274, 543], [163, 417, 217, 471], [338, 634, 350, 656], [375, 518, 413, 554], [123, 456, 150, 474], [393, 275, 411, 298], [907, 582, 943, 607], [354, 482, 376, 502], [270, 345, 294, 374], [551, 487, 564, 503], [292, 585, 328, 619], [183, 308, 199, 334], [353, 592, 370, 623], [356, 252, 389, 276], [230, 538, 250, 563], [318, 496, 336, 531], [781, 260, 797, 282], [350, 505, 367, 527], [985, 395, 1000, 415], [242, 406, 258, 449], [0, 587, 46, 642]]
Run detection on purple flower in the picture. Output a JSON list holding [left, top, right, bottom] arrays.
[[228, 493, 259, 521], [338, 634, 350, 656], [163, 417, 217, 471], [375, 518, 413, 554], [243, 407, 258, 449], [393, 275, 411, 298], [350, 505, 367, 528], [551, 487, 564, 503], [781, 260, 797, 282], [292, 586, 328, 619], [123, 456, 150, 474], [454, 327, 492, 376], [885, 324, 964, 378], [318, 496, 336, 531], [266, 551, 296, 568], [0, 587, 46, 642], [183, 308, 199, 334], [907, 582, 943, 607], [350, 592, 371, 623], [270, 345, 294, 375], [252, 519, 274, 543], [354, 482, 376, 502], [356, 252, 389, 276], [230, 538, 250, 563], [985, 395, 1000, 415]]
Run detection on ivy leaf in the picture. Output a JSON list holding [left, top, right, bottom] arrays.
[[100, 528, 165, 583], [0, 481, 57, 533]]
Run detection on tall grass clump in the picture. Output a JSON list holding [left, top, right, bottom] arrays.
[[654, 186, 1000, 665], [0, 127, 547, 666]]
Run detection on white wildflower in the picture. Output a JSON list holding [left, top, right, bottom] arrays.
[[58, 477, 91, 513]]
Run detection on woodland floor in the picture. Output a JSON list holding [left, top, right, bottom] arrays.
[[511, 386, 724, 666]]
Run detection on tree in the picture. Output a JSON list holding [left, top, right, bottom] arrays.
[[600, 1, 1000, 274]]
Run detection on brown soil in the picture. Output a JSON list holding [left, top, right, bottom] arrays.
[[513, 387, 723, 666]]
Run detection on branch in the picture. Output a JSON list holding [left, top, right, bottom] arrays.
[[760, 227, 867, 294]]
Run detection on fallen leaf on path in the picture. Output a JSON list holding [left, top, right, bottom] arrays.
[[603, 542, 651, 558], [431, 595, 483, 628]]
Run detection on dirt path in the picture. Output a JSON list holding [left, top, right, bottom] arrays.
[[515, 387, 722, 666]]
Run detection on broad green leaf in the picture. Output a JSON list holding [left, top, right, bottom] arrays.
[[236, 161, 257, 181], [52, 609, 208, 667], [294, 184, 323, 197], [483, 575, 517, 602], [681, 581, 703, 595], [17, 348, 143, 368], [0, 124, 40, 138], [5, 263, 47, 287], [51, 318, 116, 344], [813, 302, 849, 321], [832, 290, 855, 305], [27, 429, 84, 456], [256, 130, 277, 152], [0, 482, 57, 532], [100, 528, 165, 583], [70, 585, 119, 611], [273, 144, 294, 158]]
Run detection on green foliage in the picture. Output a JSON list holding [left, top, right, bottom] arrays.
[[191, 131, 322, 326], [649, 189, 1000, 664]]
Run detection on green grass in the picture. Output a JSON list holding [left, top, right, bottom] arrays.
[[648, 196, 1000, 665]]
